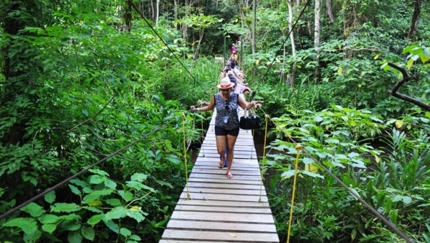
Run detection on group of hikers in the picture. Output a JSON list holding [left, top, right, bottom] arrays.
[[190, 45, 263, 179]]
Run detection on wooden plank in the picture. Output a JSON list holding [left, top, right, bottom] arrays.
[[188, 176, 261, 185], [166, 219, 276, 232], [176, 199, 270, 208], [173, 205, 271, 214], [198, 151, 257, 157], [179, 192, 268, 202], [192, 164, 260, 171], [195, 157, 260, 163], [161, 230, 279, 242], [191, 168, 261, 176], [160, 111, 279, 243], [185, 187, 266, 196], [171, 211, 275, 223], [189, 173, 262, 181], [185, 181, 263, 190]]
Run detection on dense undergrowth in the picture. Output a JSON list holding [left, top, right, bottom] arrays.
[[1, 0, 430, 243]]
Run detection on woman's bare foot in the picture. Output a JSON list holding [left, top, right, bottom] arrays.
[[226, 170, 233, 179], [219, 157, 225, 168]]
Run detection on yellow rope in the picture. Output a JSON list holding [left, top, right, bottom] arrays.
[[286, 144, 303, 243], [181, 113, 190, 200], [258, 114, 270, 203]]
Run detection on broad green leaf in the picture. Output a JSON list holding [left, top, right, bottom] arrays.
[[106, 198, 122, 207], [302, 157, 313, 164], [42, 223, 57, 233], [105, 206, 127, 220], [120, 227, 132, 237], [118, 190, 133, 202], [104, 179, 117, 189], [82, 187, 93, 193], [103, 219, 119, 233], [130, 235, 142, 241], [87, 214, 104, 226], [127, 209, 147, 223], [21, 202, 45, 217], [3, 217, 37, 234], [51, 203, 81, 213], [85, 206, 103, 213], [314, 116, 323, 122], [44, 190, 56, 204], [154, 179, 173, 188], [60, 214, 81, 221], [301, 170, 324, 179], [126, 181, 155, 192], [402, 196, 412, 204], [88, 200, 102, 207], [23, 229, 42, 242], [325, 139, 339, 144], [39, 214, 60, 224], [390, 209, 398, 223], [89, 168, 109, 176], [61, 220, 81, 231], [83, 189, 114, 204], [280, 170, 296, 179], [421, 48, 430, 63], [81, 226, 95, 240], [68, 230, 83, 243], [89, 175, 105, 184], [407, 58, 413, 69], [70, 179, 88, 188], [130, 173, 148, 182], [69, 184, 81, 195]]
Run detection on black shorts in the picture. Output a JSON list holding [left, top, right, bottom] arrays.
[[215, 126, 240, 136]]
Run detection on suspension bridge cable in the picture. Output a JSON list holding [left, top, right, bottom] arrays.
[[0, 120, 175, 221], [256, 106, 413, 243], [129, 2, 208, 95]]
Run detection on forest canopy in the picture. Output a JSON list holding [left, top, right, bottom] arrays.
[[0, 0, 429, 242]]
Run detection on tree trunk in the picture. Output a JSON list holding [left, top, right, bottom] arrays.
[[194, 30, 204, 59], [150, 0, 154, 20], [174, 0, 178, 21], [326, 0, 335, 23], [182, 0, 192, 41], [286, 0, 296, 87], [314, 0, 321, 83], [124, 0, 132, 32], [407, 0, 421, 40], [155, 0, 160, 26], [252, 0, 256, 56]]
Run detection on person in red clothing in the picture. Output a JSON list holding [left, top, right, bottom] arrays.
[[232, 43, 237, 54]]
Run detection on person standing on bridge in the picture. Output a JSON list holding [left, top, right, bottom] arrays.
[[190, 77, 263, 179]]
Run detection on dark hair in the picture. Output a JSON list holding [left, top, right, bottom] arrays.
[[229, 58, 237, 67]]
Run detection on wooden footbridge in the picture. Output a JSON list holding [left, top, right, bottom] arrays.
[[160, 111, 280, 242]]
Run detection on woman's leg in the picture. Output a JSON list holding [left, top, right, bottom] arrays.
[[225, 128, 239, 179], [216, 135, 227, 168]]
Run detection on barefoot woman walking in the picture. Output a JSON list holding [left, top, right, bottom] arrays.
[[190, 78, 263, 179]]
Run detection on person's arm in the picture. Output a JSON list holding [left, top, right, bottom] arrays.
[[238, 95, 263, 110], [190, 96, 216, 112]]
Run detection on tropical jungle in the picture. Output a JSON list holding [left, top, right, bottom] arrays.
[[0, 0, 429, 242]]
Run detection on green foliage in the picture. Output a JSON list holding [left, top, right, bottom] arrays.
[[265, 107, 429, 242], [2, 169, 150, 242], [1, 0, 430, 242], [0, 1, 199, 242]]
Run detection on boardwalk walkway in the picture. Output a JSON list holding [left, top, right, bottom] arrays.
[[160, 111, 280, 243]]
